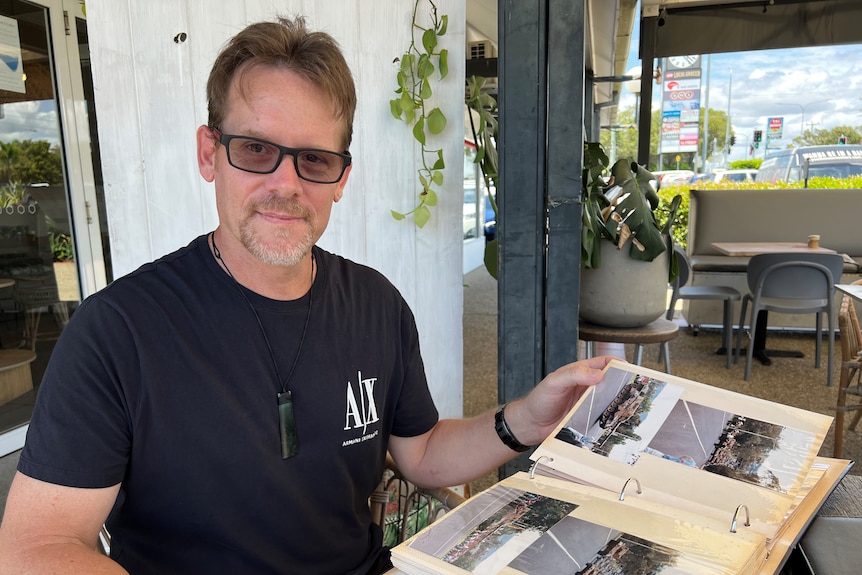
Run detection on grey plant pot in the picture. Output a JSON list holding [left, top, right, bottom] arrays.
[[579, 238, 669, 328]]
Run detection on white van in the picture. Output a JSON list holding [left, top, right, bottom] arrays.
[[713, 168, 758, 183], [756, 145, 862, 183]]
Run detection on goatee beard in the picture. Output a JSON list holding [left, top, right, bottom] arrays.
[[241, 197, 314, 266]]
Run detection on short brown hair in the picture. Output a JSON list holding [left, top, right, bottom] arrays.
[[206, 16, 356, 149]]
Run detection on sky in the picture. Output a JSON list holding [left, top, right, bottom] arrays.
[[619, 19, 862, 163]]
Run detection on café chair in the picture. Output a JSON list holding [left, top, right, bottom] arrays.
[[834, 292, 862, 458], [666, 246, 741, 368], [369, 453, 467, 544], [735, 252, 844, 385]]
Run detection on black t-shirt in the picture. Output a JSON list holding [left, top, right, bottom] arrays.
[[19, 236, 438, 574]]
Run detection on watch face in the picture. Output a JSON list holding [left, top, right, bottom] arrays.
[[668, 55, 699, 69]]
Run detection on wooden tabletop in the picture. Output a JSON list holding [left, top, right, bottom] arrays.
[[712, 242, 837, 256], [578, 318, 679, 344]]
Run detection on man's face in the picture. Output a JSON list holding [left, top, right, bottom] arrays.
[[197, 65, 351, 267]]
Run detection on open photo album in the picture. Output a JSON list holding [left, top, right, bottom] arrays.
[[391, 360, 853, 575]]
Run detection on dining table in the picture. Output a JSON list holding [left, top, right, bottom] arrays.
[[711, 241, 838, 366], [836, 283, 862, 303], [711, 241, 837, 257]]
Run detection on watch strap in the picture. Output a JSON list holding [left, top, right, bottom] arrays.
[[494, 403, 531, 452]]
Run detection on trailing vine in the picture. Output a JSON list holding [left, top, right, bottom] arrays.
[[389, 0, 449, 228]]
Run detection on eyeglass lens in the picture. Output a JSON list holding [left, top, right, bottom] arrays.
[[226, 136, 346, 183]]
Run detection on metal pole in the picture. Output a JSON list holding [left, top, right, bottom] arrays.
[[700, 54, 711, 173], [725, 67, 732, 158]]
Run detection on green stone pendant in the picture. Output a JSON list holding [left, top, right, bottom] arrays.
[[278, 391, 300, 459]]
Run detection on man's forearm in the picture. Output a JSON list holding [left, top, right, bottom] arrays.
[[390, 407, 529, 489]]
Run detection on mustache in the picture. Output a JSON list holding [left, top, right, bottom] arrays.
[[249, 196, 311, 219]]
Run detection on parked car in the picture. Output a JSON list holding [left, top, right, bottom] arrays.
[[712, 169, 758, 183], [653, 170, 695, 185], [756, 145, 862, 183], [688, 172, 716, 184]]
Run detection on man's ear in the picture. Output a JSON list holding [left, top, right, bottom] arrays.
[[196, 125, 216, 183], [333, 164, 352, 203]]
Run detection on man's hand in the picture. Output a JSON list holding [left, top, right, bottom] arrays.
[[503, 355, 615, 448]]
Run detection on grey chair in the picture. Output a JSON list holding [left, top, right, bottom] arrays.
[[735, 252, 844, 384], [666, 247, 741, 368]]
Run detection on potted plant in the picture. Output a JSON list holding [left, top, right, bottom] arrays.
[[50, 231, 79, 302], [579, 142, 682, 327]]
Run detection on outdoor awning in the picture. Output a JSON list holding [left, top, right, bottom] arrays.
[[642, 0, 862, 58]]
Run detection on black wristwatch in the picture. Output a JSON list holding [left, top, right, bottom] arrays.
[[494, 403, 531, 452]]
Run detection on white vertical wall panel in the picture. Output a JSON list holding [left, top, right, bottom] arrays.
[[85, 3, 150, 267], [87, 0, 466, 418]]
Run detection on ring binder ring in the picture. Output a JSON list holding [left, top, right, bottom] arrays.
[[529, 456, 553, 479], [730, 504, 750, 533], [618, 477, 642, 501]]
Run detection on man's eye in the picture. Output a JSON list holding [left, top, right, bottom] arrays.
[[245, 142, 268, 154]]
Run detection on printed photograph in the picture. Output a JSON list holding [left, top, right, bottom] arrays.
[[407, 485, 577, 573], [509, 517, 694, 574], [555, 368, 816, 492]]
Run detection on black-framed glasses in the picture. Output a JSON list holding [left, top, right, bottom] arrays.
[[211, 128, 351, 184]]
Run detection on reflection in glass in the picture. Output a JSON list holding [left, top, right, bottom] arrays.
[[0, 2, 79, 437]]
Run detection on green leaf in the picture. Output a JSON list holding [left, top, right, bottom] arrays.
[[439, 49, 449, 79], [431, 171, 443, 186], [433, 150, 445, 170], [414, 205, 431, 228], [417, 54, 434, 79], [419, 78, 432, 100], [399, 92, 414, 113], [478, 93, 496, 110], [419, 174, 429, 188], [422, 28, 437, 54], [400, 53, 414, 75], [438, 15, 448, 36], [422, 188, 438, 206], [395, 71, 406, 92], [483, 239, 498, 279], [389, 99, 402, 120], [412, 116, 426, 145], [427, 108, 446, 134], [391, 210, 406, 221]]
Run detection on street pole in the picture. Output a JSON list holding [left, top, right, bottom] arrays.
[[775, 100, 828, 144], [725, 67, 732, 159], [701, 54, 711, 173]]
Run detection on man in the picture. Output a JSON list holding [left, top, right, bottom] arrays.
[[0, 17, 611, 574]]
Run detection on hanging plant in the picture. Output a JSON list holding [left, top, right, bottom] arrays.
[[389, 0, 449, 228]]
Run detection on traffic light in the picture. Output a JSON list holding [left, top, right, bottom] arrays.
[[754, 130, 763, 143], [839, 134, 848, 145], [730, 135, 736, 146]]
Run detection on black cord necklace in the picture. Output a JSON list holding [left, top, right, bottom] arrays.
[[210, 232, 313, 459]]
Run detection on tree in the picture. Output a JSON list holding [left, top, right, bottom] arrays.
[[794, 125, 862, 147], [599, 107, 639, 163], [0, 139, 63, 185], [601, 106, 732, 171]]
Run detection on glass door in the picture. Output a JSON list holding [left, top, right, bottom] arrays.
[[0, 0, 107, 453]]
